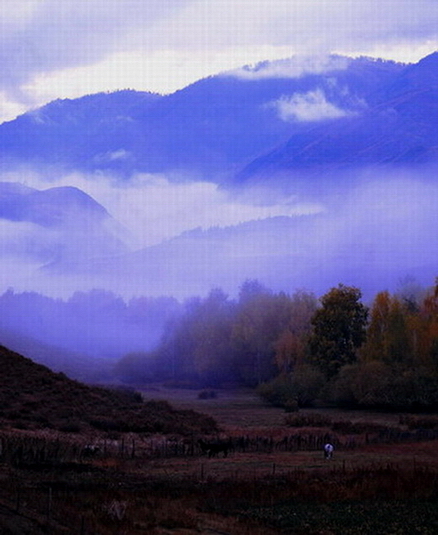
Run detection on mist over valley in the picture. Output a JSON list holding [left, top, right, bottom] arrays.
[[0, 53, 437, 379]]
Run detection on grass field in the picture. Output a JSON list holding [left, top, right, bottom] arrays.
[[1, 386, 437, 534]]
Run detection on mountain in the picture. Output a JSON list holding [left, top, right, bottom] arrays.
[[0, 181, 109, 227], [238, 52, 438, 182], [0, 54, 436, 361], [0, 344, 217, 434], [0, 90, 162, 175], [0, 56, 406, 181], [0, 181, 129, 267], [0, 53, 436, 299]]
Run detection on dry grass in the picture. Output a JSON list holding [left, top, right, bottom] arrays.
[[0, 346, 218, 436], [0, 384, 437, 533]]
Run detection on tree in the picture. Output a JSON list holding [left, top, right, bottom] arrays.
[[274, 290, 318, 373], [232, 283, 293, 385], [362, 291, 415, 366], [309, 284, 368, 377], [190, 288, 236, 385], [158, 289, 237, 385], [420, 278, 438, 373]]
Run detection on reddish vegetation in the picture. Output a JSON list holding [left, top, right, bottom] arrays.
[[0, 345, 217, 435], [0, 359, 437, 533]]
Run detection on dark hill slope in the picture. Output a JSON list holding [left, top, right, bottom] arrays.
[[0, 345, 217, 435], [0, 325, 105, 382]]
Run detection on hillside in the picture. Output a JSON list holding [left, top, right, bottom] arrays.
[[0, 55, 406, 181], [0, 181, 129, 269], [239, 52, 438, 182], [40, 202, 438, 301], [0, 325, 107, 382], [0, 345, 217, 435]]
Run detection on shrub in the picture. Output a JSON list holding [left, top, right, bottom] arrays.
[[399, 415, 438, 429], [290, 364, 325, 407], [284, 412, 332, 427], [59, 421, 82, 433], [284, 399, 299, 413], [198, 390, 217, 399], [258, 365, 324, 409], [257, 375, 296, 408], [388, 370, 438, 410], [328, 362, 438, 411], [328, 361, 393, 408]]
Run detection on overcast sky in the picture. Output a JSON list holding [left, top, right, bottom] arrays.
[[0, 0, 437, 122]]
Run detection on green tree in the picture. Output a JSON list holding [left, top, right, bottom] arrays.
[[309, 284, 368, 378]]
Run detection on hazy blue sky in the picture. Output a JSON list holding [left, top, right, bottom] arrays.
[[1, 0, 437, 122]]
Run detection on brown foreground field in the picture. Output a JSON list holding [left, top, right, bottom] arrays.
[[1, 386, 438, 534]]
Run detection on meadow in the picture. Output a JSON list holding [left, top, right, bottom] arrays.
[[1, 386, 438, 534]]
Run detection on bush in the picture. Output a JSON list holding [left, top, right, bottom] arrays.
[[388, 370, 438, 410], [328, 361, 392, 408], [399, 415, 438, 429], [284, 412, 332, 427], [284, 399, 299, 413], [258, 365, 324, 409], [329, 362, 438, 411], [290, 364, 325, 407], [257, 375, 296, 408], [198, 390, 217, 399], [59, 421, 82, 433]]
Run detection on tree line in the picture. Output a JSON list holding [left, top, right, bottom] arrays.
[[116, 278, 438, 411]]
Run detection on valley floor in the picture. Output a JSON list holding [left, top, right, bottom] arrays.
[[1, 387, 437, 534]]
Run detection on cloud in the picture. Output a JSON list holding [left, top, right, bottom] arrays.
[[271, 89, 354, 123], [0, 170, 323, 249], [0, 0, 437, 122], [0, 219, 53, 259], [1, 167, 437, 302], [0, 1, 185, 100], [22, 46, 295, 106], [60, 173, 324, 248], [146, 0, 438, 54], [227, 55, 351, 80]]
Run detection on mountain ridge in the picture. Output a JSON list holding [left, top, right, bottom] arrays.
[[0, 181, 129, 267], [0, 54, 415, 181]]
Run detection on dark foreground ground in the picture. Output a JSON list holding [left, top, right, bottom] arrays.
[[1, 387, 438, 534]]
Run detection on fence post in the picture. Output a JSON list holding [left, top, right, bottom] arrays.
[[47, 486, 52, 522], [15, 485, 20, 513]]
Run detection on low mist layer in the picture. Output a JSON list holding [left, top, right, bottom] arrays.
[[0, 164, 436, 382], [0, 166, 435, 301]]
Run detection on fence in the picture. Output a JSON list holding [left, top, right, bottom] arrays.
[[2, 426, 438, 466]]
